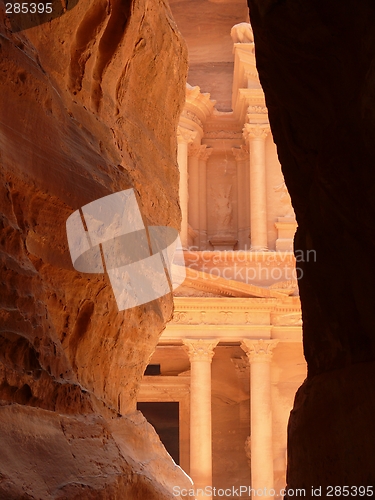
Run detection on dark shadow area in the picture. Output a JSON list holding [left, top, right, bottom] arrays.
[[137, 402, 180, 465]]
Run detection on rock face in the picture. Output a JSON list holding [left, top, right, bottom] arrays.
[[0, 0, 191, 497], [248, 0, 375, 494]]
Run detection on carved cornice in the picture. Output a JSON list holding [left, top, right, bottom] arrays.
[[243, 123, 270, 141], [241, 339, 279, 363], [183, 338, 219, 362]]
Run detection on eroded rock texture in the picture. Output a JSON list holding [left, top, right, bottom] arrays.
[[0, 0, 189, 497], [248, 0, 375, 495]]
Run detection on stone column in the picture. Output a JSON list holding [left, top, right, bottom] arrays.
[[241, 339, 279, 500], [188, 144, 201, 249], [183, 339, 219, 500], [177, 126, 197, 248], [198, 146, 212, 250], [243, 124, 270, 251], [233, 146, 250, 250]]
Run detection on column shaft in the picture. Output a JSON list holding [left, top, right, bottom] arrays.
[[177, 127, 196, 248], [198, 147, 212, 250], [188, 145, 201, 249], [184, 339, 218, 500], [241, 339, 279, 500], [233, 146, 249, 250], [244, 124, 270, 251]]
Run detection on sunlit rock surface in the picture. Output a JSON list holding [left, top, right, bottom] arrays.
[[0, 0, 190, 497], [248, 0, 375, 494]]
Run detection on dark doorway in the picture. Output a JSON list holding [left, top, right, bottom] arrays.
[[137, 402, 180, 464]]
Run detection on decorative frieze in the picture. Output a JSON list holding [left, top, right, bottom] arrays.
[[247, 105, 268, 114]]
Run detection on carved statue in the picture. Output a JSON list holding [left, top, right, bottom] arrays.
[[230, 23, 254, 44], [215, 184, 233, 230]]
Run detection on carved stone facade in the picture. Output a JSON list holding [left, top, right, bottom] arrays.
[[138, 23, 306, 500], [175, 36, 296, 254]]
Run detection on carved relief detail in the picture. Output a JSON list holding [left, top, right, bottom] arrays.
[[171, 311, 189, 323], [231, 356, 249, 374], [247, 105, 268, 114], [214, 184, 233, 231], [230, 22, 254, 44], [220, 311, 233, 324]]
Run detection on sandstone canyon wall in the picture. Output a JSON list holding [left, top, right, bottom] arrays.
[[0, 0, 191, 498], [248, 0, 375, 495]]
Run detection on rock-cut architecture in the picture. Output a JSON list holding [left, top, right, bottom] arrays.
[[138, 20, 308, 500]]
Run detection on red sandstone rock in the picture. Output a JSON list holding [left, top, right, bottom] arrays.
[[248, 0, 375, 494], [0, 0, 190, 497]]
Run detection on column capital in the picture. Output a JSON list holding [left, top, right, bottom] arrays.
[[183, 339, 219, 362], [188, 144, 211, 159], [243, 123, 270, 142], [188, 143, 202, 158], [241, 339, 279, 363], [177, 126, 197, 145], [232, 145, 249, 162], [198, 145, 213, 162]]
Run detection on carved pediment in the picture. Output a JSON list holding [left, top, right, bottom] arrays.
[[174, 266, 287, 299]]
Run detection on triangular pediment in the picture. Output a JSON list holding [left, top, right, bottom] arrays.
[[174, 266, 289, 299]]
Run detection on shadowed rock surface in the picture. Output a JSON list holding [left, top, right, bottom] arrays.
[[248, 0, 375, 495], [0, 0, 191, 497]]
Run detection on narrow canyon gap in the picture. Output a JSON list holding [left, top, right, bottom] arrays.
[[248, 0, 375, 493]]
